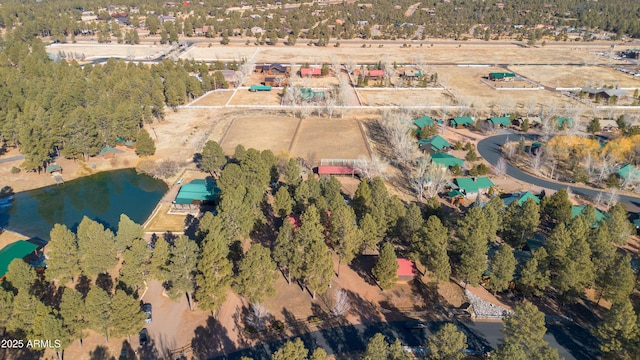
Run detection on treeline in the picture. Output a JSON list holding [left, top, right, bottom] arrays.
[[0, 0, 638, 44], [0, 36, 233, 170]]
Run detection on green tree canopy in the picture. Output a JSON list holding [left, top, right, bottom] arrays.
[[426, 323, 468, 360], [45, 224, 80, 284], [502, 302, 559, 360], [109, 289, 146, 339], [412, 215, 451, 282], [77, 216, 118, 279], [272, 338, 309, 360], [135, 128, 156, 156], [236, 244, 279, 303], [373, 242, 398, 290], [487, 244, 517, 294], [195, 216, 233, 312]]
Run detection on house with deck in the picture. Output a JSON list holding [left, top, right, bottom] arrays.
[[454, 177, 494, 198], [418, 135, 450, 153], [450, 116, 474, 128]]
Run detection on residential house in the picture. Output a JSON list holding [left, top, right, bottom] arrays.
[[0, 241, 40, 280], [503, 191, 540, 207], [218, 70, 238, 84], [488, 117, 512, 128], [599, 119, 619, 132], [450, 116, 474, 128], [257, 63, 289, 74], [402, 69, 423, 79], [413, 116, 435, 129], [617, 164, 640, 184], [159, 15, 176, 23], [431, 153, 464, 168], [581, 87, 628, 101], [418, 135, 451, 153], [571, 205, 606, 225], [367, 69, 385, 79], [454, 177, 495, 198], [301, 67, 322, 77]]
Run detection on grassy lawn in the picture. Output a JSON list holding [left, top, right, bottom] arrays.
[[144, 204, 187, 233]]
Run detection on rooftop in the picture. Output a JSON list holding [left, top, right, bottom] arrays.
[[0, 240, 39, 278], [455, 177, 494, 194]]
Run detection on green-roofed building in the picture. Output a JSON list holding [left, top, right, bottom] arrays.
[[556, 117, 574, 128], [0, 240, 39, 279], [418, 135, 451, 153], [450, 116, 474, 128], [174, 179, 220, 205], [413, 116, 435, 129], [99, 146, 118, 158], [431, 153, 464, 168], [617, 164, 640, 181], [571, 205, 606, 223], [489, 72, 516, 81], [504, 191, 540, 207], [455, 177, 494, 197], [46, 164, 62, 173], [488, 117, 512, 127]]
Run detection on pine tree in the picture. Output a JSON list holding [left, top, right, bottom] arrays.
[[135, 128, 155, 156], [7, 291, 38, 337], [399, 203, 423, 244], [492, 343, 528, 360], [272, 338, 308, 360], [304, 231, 334, 299], [310, 347, 328, 360], [483, 196, 504, 242], [195, 218, 233, 312], [329, 205, 363, 276], [595, 300, 638, 356], [45, 224, 80, 284], [488, 244, 517, 293], [552, 226, 595, 299], [273, 186, 294, 217], [605, 203, 634, 246], [201, 140, 226, 177], [363, 333, 389, 360], [273, 220, 296, 284], [388, 338, 410, 360], [118, 238, 151, 293], [59, 288, 87, 346], [541, 189, 571, 224], [598, 254, 635, 304], [110, 289, 146, 340], [412, 215, 451, 282], [455, 208, 489, 285], [236, 244, 279, 303], [373, 242, 398, 290], [85, 286, 111, 342], [166, 236, 199, 308], [504, 198, 540, 248], [360, 213, 382, 251], [353, 179, 373, 220], [115, 214, 144, 255], [426, 323, 467, 360], [587, 118, 601, 134], [217, 189, 255, 241], [77, 216, 118, 279], [0, 289, 15, 327], [4, 259, 38, 294], [517, 248, 550, 297], [150, 237, 171, 282], [284, 158, 302, 188], [502, 302, 559, 359]]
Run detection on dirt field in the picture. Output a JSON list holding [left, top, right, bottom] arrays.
[[219, 115, 299, 154], [434, 65, 586, 117], [190, 90, 234, 106], [290, 118, 370, 160], [358, 89, 453, 106], [229, 89, 283, 105], [46, 43, 170, 60], [511, 65, 640, 89], [180, 42, 618, 65]]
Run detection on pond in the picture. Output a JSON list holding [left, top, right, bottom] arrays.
[[0, 169, 168, 241]]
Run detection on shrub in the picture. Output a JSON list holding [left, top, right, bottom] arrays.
[[10, 166, 20, 174]]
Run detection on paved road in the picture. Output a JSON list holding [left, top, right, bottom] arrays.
[[0, 155, 24, 164], [213, 318, 589, 360], [477, 133, 640, 212]]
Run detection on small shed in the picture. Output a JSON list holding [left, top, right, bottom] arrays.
[[488, 117, 512, 128], [46, 164, 63, 173], [489, 72, 516, 81], [0, 240, 39, 279], [450, 116, 474, 128], [402, 69, 423, 78], [431, 153, 464, 168], [397, 258, 416, 283]]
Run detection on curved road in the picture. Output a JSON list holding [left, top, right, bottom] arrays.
[[477, 134, 640, 212]]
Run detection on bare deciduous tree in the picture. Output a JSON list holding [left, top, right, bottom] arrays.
[[411, 156, 450, 201], [345, 59, 358, 76], [330, 289, 351, 317], [376, 112, 419, 167], [246, 303, 270, 330], [494, 157, 507, 176], [356, 155, 388, 179]]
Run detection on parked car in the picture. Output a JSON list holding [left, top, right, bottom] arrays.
[[142, 303, 152, 324], [139, 328, 149, 346]]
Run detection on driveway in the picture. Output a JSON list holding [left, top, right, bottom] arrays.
[[477, 133, 640, 212]]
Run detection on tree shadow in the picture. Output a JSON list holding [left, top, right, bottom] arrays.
[[0, 348, 44, 360], [75, 274, 92, 297], [163, 231, 178, 245], [343, 289, 382, 324], [409, 278, 448, 319], [191, 315, 236, 359], [546, 322, 599, 360], [349, 255, 378, 287], [39, 283, 65, 309], [282, 307, 310, 336], [88, 345, 115, 360], [118, 340, 136, 360], [136, 333, 162, 360], [183, 214, 199, 241], [96, 273, 114, 293]]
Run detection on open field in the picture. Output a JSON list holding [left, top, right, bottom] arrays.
[[229, 89, 283, 105], [290, 118, 369, 160], [191, 90, 234, 106], [358, 89, 453, 106], [181, 42, 620, 65], [144, 204, 187, 232], [219, 116, 299, 154], [510, 65, 640, 88], [46, 43, 170, 60], [435, 65, 584, 117]]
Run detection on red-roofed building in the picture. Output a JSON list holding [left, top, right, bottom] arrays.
[[317, 166, 359, 176], [397, 258, 416, 282], [301, 67, 322, 77], [367, 69, 385, 79]]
